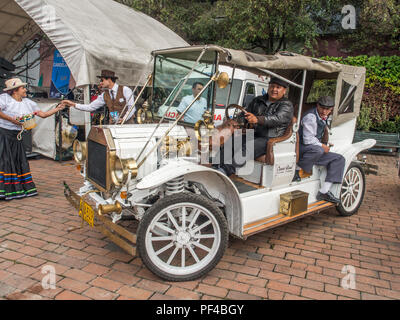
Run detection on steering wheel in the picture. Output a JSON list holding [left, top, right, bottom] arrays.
[[224, 104, 253, 129]]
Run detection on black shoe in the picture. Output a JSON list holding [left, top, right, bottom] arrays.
[[292, 170, 301, 182], [316, 191, 340, 204]]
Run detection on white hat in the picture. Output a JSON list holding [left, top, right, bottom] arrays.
[[3, 78, 27, 92]]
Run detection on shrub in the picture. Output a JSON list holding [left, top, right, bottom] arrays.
[[322, 55, 400, 133]]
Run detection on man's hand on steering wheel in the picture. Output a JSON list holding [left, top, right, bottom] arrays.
[[244, 112, 258, 124], [225, 104, 253, 129]]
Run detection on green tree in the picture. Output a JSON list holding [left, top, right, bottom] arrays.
[[339, 0, 400, 54], [116, 0, 217, 43], [116, 0, 400, 55]]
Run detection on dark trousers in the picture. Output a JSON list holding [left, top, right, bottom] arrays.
[[213, 135, 269, 176], [298, 144, 345, 183]]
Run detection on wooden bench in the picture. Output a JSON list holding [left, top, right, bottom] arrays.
[[353, 131, 400, 154]]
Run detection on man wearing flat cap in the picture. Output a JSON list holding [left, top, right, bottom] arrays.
[[296, 95, 345, 204], [62, 70, 135, 124], [213, 76, 293, 176]]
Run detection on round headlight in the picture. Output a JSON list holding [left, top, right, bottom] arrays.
[[73, 140, 87, 163], [110, 154, 138, 186]]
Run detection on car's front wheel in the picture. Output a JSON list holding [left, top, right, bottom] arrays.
[[137, 192, 228, 281], [336, 162, 366, 216]]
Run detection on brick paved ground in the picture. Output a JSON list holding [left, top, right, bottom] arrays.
[[0, 154, 399, 300]]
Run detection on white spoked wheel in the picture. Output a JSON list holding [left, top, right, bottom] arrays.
[[337, 162, 366, 216], [137, 193, 228, 281]]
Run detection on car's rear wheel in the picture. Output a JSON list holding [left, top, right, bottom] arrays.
[[336, 162, 366, 216], [137, 192, 228, 281]]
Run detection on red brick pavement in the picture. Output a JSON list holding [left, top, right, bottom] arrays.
[[0, 154, 399, 300]]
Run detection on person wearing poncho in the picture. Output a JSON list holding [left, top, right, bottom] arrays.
[[0, 78, 65, 200]]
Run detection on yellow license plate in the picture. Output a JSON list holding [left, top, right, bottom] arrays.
[[79, 200, 95, 227]]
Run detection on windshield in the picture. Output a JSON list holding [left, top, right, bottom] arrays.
[[153, 53, 216, 125], [215, 79, 243, 107]]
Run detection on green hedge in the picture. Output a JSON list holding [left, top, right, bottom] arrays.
[[322, 55, 400, 133]]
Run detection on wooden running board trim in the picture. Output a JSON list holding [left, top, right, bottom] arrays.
[[243, 200, 335, 237], [230, 175, 265, 190]]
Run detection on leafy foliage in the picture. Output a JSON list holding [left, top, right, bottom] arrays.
[[115, 0, 399, 132], [116, 0, 400, 56], [322, 55, 400, 133], [322, 56, 400, 94], [115, 0, 353, 54], [338, 0, 400, 55]]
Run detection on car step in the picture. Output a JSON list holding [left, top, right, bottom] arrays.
[[243, 200, 335, 238]]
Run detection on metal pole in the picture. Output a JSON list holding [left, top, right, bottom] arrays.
[[83, 85, 91, 138], [58, 110, 62, 162], [120, 75, 152, 125], [225, 64, 236, 107], [256, 68, 304, 89], [294, 70, 307, 132]]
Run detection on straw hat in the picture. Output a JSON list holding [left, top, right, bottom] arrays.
[[3, 78, 27, 92]]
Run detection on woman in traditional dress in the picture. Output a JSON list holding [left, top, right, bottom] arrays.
[[0, 78, 65, 200]]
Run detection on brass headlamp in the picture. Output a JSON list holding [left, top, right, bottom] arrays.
[[73, 140, 87, 163], [136, 101, 153, 124], [110, 152, 138, 186]]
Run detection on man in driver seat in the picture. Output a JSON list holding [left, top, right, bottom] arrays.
[[213, 77, 293, 176]]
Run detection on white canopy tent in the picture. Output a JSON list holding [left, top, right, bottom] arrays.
[[0, 0, 188, 86], [0, 0, 188, 158]]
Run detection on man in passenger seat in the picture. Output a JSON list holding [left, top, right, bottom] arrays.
[[296, 96, 345, 204], [212, 77, 293, 176]]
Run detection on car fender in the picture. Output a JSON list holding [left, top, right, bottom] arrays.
[[136, 160, 243, 238], [340, 139, 376, 171], [328, 138, 376, 198]]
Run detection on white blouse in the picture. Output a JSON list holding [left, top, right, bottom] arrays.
[[0, 93, 40, 130]]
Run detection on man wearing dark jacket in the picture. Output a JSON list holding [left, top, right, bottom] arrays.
[[213, 77, 293, 176]]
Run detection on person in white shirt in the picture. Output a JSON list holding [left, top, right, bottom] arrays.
[[176, 82, 208, 124], [61, 70, 135, 124], [296, 96, 345, 204], [0, 78, 65, 200]]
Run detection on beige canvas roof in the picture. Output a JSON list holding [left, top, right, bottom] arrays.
[[154, 45, 366, 127], [153, 45, 344, 74]]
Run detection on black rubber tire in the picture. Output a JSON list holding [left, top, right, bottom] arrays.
[[137, 192, 228, 282], [336, 162, 366, 217]]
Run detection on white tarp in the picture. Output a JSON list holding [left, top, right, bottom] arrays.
[[31, 99, 58, 159], [1, 0, 188, 86]]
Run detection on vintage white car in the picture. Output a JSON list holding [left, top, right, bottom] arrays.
[[65, 45, 376, 281]]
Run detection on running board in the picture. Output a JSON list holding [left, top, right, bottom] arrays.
[[243, 200, 335, 238]]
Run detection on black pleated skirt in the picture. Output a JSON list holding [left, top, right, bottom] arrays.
[[0, 127, 38, 200]]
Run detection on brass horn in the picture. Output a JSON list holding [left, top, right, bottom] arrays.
[[98, 201, 122, 216]]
